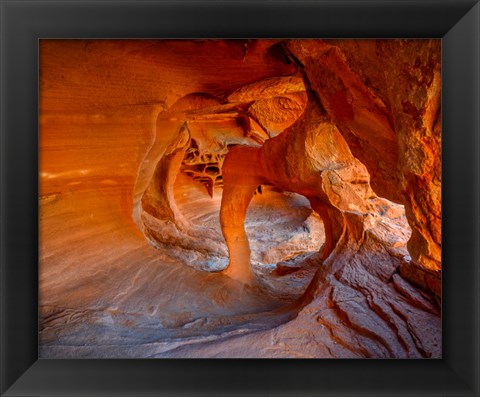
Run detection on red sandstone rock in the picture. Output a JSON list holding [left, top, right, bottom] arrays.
[[285, 39, 441, 282], [39, 39, 441, 359]]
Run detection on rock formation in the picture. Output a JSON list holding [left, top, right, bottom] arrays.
[[219, 95, 372, 282], [284, 40, 441, 296], [39, 39, 441, 358]]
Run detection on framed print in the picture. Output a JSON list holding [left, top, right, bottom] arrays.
[[1, 0, 479, 396]]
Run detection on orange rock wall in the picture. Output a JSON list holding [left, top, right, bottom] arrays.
[[285, 40, 441, 292]]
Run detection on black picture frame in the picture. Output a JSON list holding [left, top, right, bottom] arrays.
[[1, 0, 479, 396]]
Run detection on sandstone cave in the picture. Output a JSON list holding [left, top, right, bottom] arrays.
[[39, 39, 441, 358]]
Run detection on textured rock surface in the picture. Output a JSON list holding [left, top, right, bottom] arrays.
[[219, 97, 374, 281], [39, 39, 441, 358], [286, 40, 441, 294]]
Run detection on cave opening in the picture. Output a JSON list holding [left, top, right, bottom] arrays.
[[138, 99, 328, 298], [137, 86, 414, 302]]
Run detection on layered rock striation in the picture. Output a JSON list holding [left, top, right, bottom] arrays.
[[39, 39, 441, 358]]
